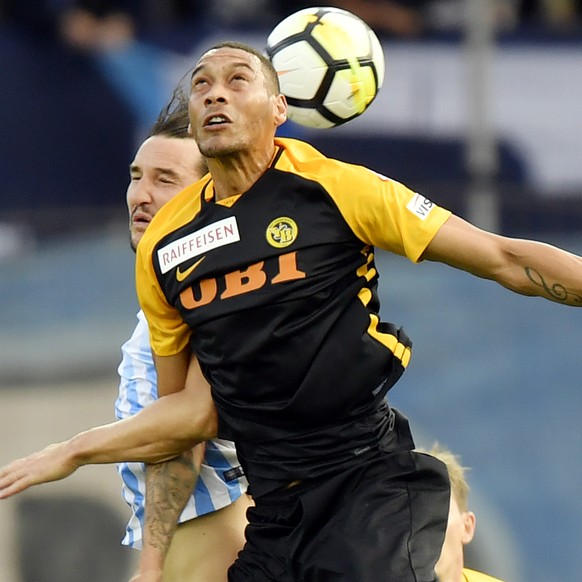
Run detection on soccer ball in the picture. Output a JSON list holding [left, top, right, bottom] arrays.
[[266, 6, 385, 129]]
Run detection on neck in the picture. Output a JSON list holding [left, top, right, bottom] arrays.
[[207, 142, 276, 201]]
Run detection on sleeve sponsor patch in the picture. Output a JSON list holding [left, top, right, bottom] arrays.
[[406, 194, 435, 220]]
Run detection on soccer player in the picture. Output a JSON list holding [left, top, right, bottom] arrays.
[[2, 41, 582, 582], [422, 444, 505, 582], [118, 87, 250, 581]]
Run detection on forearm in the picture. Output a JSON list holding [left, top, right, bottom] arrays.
[[493, 239, 582, 305], [424, 215, 582, 306], [70, 390, 217, 467], [144, 457, 193, 560], [138, 444, 205, 575], [0, 345, 217, 499]]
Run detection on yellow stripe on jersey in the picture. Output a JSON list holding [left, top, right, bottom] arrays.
[[368, 312, 411, 368], [356, 252, 411, 369], [356, 247, 377, 282]]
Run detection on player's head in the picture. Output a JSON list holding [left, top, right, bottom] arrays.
[[420, 444, 476, 582], [188, 41, 287, 159], [127, 85, 207, 251], [200, 41, 281, 95]]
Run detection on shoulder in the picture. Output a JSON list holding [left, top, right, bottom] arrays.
[[273, 136, 396, 189], [274, 136, 356, 173], [119, 310, 153, 365]]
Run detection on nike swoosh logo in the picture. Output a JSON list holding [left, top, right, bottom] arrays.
[[176, 256, 205, 282]]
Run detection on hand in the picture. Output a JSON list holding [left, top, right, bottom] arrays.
[[0, 441, 80, 499]]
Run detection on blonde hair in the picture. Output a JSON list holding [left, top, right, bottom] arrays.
[[419, 443, 471, 512]]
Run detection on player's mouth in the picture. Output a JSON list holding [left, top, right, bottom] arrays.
[[203, 114, 232, 128], [131, 210, 152, 227]]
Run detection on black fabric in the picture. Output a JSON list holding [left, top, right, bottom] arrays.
[[237, 400, 408, 498], [153, 163, 412, 494], [228, 422, 450, 581]]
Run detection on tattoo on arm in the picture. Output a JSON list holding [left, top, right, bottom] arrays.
[[144, 450, 198, 555], [525, 267, 582, 304]]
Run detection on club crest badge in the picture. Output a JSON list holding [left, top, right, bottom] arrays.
[[266, 217, 298, 248]]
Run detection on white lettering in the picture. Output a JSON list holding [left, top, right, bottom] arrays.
[[157, 216, 240, 273]]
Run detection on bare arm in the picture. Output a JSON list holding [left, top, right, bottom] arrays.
[[132, 444, 206, 582], [423, 214, 582, 306], [134, 351, 207, 581], [0, 351, 217, 499]]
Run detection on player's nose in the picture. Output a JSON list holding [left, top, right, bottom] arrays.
[[129, 179, 154, 206], [204, 83, 228, 107]]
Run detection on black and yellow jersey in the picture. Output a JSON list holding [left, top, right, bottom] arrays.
[[136, 137, 451, 494]]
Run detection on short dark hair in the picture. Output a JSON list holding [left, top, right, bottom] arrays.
[[202, 41, 281, 95]]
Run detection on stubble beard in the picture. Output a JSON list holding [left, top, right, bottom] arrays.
[[198, 142, 240, 159], [197, 132, 245, 159]]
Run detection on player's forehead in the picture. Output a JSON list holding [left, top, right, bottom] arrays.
[[194, 47, 261, 75], [135, 135, 180, 159], [132, 135, 198, 168]]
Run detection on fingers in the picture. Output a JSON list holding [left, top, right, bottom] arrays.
[[0, 442, 78, 500], [0, 458, 33, 499]]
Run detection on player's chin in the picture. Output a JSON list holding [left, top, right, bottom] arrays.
[[198, 136, 242, 158], [130, 228, 146, 250]]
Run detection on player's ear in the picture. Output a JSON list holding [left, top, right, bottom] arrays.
[[461, 511, 476, 545], [187, 122, 193, 136], [273, 93, 287, 127]]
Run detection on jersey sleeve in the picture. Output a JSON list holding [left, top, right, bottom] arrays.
[[324, 163, 451, 262], [135, 230, 191, 357]]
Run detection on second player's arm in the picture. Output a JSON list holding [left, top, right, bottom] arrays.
[[134, 442, 206, 582], [0, 350, 217, 498], [136, 350, 207, 581], [76, 349, 217, 462]]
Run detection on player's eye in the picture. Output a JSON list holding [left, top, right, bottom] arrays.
[[192, 77, 208, 89]]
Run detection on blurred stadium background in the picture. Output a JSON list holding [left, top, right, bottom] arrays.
[[1, 1, 582, 581]]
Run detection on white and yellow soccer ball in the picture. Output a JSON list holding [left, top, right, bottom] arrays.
[[266, 6, 385, 129]]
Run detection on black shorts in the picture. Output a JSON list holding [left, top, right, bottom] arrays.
[[228, 448, 450, 582]]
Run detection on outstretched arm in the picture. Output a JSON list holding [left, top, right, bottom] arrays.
[[0, 351, 217, 499], [423, 214, 582, 305]]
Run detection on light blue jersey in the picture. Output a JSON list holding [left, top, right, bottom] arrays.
[[115, 311, 247, 549]]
